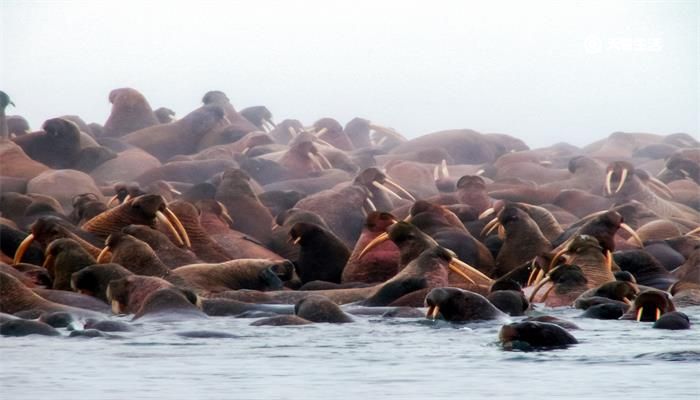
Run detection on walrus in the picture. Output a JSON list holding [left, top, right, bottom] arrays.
[[103, 88, 159, 137], [0, 271, 100, 318], [81, 194, 190, 248], [106, 275, 176, 315], [97, 233, 186, 287], [0, 319, 60, 337], [215, 169, 274, 244], [121, 224, 200, 268], [173, 259, 294, 293], [201, 298, 293, 317], [123, 104, 228, 161], [133, 288, 207, 321], [289, 222, 350, 284], [653, 311, 691, 330], [294, 295, 353, 323], [425, 287, 506, 322], [342, 212, 401, 284], [70, 263, 133, 302], [499, 321, 578, 351], [620, 289, 676, 322], [42, 238, 96, 290], [250, 315, 312, 326], [33, 288, 111, 313]]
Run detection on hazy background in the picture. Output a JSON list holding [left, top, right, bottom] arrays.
[[1, 0, 697, 148]]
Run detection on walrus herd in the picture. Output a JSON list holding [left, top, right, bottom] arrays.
[[0, 88, 697, 350]]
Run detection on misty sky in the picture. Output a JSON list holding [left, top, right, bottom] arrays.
[[1, 0, 698, 148]]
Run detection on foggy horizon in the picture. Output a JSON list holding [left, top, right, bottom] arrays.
[[2, 0, 698, 149]]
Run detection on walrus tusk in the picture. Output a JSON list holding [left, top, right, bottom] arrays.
[[635, 307, 644, 322], [96, 246, 111, 263], [605, 170, 614, 196], [623, 298, 633, 306], [532, 267, 546, 286], [647, 177, 674, 199], [358, 232, 389, 259], [308, 152, 325, 170], [291, 237, 301, 245], [218, 204, 235, 228], [497, 225, 506, 240], [614, 168, 628, 194], [368, 123, 407, 141], [540, 284, 556, 303], [382, 178, 415, 201], [164, 208, 191, 248], [686, 226, 700, 236], [526, 260, 540, 287], [448, 262, 476, 285], [426, 305, 440, 320], [548, 247, 569, 271], [655, 307, 661, 321], [528, 275, 552, 303], [656, 167, 669, 178], [288, 127, 298, 137], [316, 152, 334, 169], [41, 253, 54, 269], [376, 136, 388, 146], [433, 165, 439, 181], [475, 169, 485, 176], [364, 197, 377, 212], [156, 211, 184, 246], [111, 300, 122, 315], [107, 195, 120, 208], [480, 218, 500, 237], [313, 127, 328, 137], [265, 118, 276, 128], [441, 159, 449, 177], [372, 181, 402, 200], [478, 208, 495, 220], [605, 250, 612, 271], [13, 233, 35, 265], [619, 222, 644, 248], [450, 258, 492, 283]]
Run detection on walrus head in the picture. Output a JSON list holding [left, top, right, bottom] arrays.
[[425, 287, 505, 322], [354, 167, 416, 203], [622, 289, 676, 322], [13, 217, 103, 265], [81, 194, 190, 248], [604, 161, 637, 197]]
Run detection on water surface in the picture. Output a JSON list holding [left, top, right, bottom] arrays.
[[2, 306, 699, 399]]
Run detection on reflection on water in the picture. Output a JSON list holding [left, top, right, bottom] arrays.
[[2, 306, 699, 399]]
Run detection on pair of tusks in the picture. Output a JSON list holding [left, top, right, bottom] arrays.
[[605, 168, 629, 196], [362, 197, 377, 216], [433, 160, 450, 181], [357, 232, 491, 285], [107, 193, 132, 208], [308, 150, 333, 171], [645, 176, 674, 199], [636, 307, 661, 322], [155, 208, 191, 248], [368, 123, 407, 141], [657, 166, 690, 179], [261, 118, 276, 133], [528, 249, 614, 289], [371, 178, 416, 202], [479, 217, 505, 239], [312, 127, 328, 137], [426, 305, 440, 319], [686, 226, 700, 236]]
